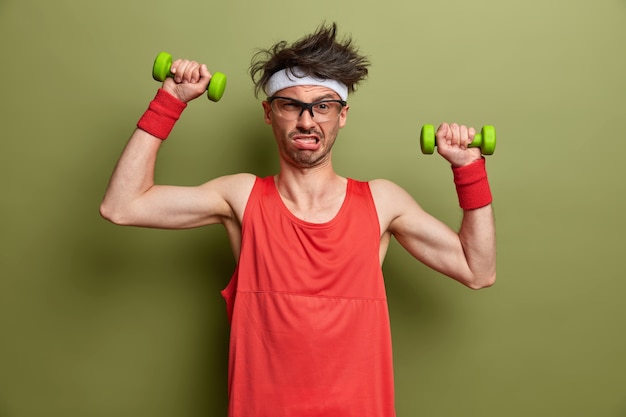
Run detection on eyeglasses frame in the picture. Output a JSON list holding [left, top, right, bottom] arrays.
[[267, 96, 348, 120]]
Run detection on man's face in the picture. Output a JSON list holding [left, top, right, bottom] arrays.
[[262, 85, 349, 168]]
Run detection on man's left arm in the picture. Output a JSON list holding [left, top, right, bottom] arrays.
[[441, 122, 496, 288], [372, 122, 496, 289]]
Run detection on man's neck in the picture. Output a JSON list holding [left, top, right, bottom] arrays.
[[274, 162, 348, 223]]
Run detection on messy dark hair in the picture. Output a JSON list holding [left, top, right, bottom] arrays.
[[250, 22, 370, 99]]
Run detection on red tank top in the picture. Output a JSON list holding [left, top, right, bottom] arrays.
[[221, 176, 396, 417]]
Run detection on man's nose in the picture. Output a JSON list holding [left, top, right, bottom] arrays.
[[296, 107, 316, 127]]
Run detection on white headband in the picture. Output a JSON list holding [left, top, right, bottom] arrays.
[[265, 67, 349, 101]]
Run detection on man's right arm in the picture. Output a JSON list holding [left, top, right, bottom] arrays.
[[99, 128, 254, 229], [99, 58, 255, 230]]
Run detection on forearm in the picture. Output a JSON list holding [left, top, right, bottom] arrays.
[[458, 204, 496, 289], [100, 129, 162, 224], [452, 158, 496, 288]]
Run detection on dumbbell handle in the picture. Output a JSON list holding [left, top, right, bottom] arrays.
[[420, 124, 496, 155], [152, 52, 227, 102]]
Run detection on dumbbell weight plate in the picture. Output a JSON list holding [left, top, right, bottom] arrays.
[[207, 72, 227, 102], [420, 124, 436, 154], [480, 125, 496, 155], [152, 52, 173, 82]]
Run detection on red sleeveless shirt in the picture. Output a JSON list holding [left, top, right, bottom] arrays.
[[221, 176, 396, 417]]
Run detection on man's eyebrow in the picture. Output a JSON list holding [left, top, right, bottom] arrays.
[[312, 93, 341, 102], [275, 93, 342, 103]]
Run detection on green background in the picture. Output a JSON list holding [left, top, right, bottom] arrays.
[[1, 0, 625, 416]]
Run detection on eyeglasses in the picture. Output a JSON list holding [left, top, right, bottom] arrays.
[[267, 96, 347, 122]]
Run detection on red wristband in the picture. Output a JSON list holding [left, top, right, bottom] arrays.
[[137, 89, 187, 140], [452, 158, 492, 210]]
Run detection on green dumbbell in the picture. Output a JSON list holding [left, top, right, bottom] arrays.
[[152, 51, 227, 102], [420, 124, 496, 155]]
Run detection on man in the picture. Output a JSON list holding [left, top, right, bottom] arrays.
[[101, 23, 496, 417]]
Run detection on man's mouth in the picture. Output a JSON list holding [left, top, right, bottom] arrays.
[[293, 136, 320, 150]]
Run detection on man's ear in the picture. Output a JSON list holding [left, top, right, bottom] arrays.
[[339, 105, 349, 128], [262, 101, 272, 125]]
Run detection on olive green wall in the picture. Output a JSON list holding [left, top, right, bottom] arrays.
[[1, 0, 625, 416]]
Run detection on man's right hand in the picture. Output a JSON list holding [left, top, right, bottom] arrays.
[[162, 59, 212, 103]]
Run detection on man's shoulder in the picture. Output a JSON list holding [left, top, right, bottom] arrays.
[[204, 173, 258, 204], [218, 172, 258, 187], [366, 178, 419, 223], [366, 178, 405, 195]]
